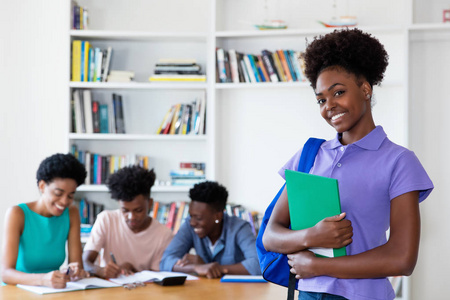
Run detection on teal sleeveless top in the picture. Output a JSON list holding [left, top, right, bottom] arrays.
[[16, 203, 70, 273]]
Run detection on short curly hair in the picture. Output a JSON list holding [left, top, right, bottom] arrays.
[[304, 28, 389, 89], [189, 181, 228, 212], [107, 165, 156, 201], [36, 153, 87, 186]]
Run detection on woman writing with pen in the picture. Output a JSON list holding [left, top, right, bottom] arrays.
[[1, 153, 89, 288]]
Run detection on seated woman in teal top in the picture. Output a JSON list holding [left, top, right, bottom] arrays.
[[1, 153, 89, 288]]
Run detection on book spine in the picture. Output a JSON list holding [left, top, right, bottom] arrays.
[[243, 55, 257, 83], [272, 52, 287, 82], [216, 48, 227, 83], [247, 55, 261, 82], [72, 41, 82, 81], [261, 50, 279, 82], [228, 49, 240, 83], [277, 50, 293, 82], [83, 42, 90, 82], [284, 50, 297, 81]]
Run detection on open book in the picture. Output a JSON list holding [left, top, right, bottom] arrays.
[[109, 270, 198, 285], [17, 277, 121, 294]]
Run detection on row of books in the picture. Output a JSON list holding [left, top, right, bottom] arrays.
[[150, 201, 261, 236], [170, 162, 206, 186], [71, 1, 88, 30], [226, 204, 261, 236], [75, 198, 104, 225], [151, 201, 189, 234], [156, 96, 206, 135], [71, 90, 125, 134], [71, 145, 149, 185], [71, 40, 112, 82], [216, 48, 307, 84], [149, 59, 206, 82]]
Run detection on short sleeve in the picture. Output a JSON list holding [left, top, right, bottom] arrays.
[[278, 147, 303, 180], [389, 150, 434, 202], [83, 211, 107, 252]]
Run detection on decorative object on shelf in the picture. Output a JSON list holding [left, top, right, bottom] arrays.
[[254, 20, 288, 30], [443, 9, 450, 23], [254, 0, 287, 30], [318, 0, 357, 28]]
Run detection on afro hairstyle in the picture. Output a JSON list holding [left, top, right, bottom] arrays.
[[36, 153, 87, 186], [189, 181, 228, 212], [107, 165, 156, 201], [303, 28, 389, 89]]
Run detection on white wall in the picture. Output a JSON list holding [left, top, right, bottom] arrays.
[[0, 0, 69, 267], [408, 34, 450, 299]]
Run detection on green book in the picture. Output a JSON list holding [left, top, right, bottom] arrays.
[[285, 169, 347, 258]]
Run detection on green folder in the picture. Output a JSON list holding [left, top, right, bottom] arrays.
[[285, 169, 347, 258]]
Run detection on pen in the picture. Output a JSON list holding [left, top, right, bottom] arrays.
[[110, 252, 117, 264], [66, 266, 70, 275]]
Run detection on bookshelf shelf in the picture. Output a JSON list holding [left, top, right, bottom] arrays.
[[70, 30, 208, 41], [215, 26, 404, 39], [77, 184, 191, 193], [69, 82, 208, 90], [68, 133, 207, 141]]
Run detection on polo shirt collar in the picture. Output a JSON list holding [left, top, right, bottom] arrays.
[[323, 126, 387, 151]]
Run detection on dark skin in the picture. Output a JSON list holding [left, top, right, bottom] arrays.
[[263, 67, 421, 279], [83, 194, 152, 279], [172, 201, 249, 279], [1, 178, 88, 288]]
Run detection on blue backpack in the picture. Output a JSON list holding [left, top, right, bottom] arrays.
[[256, 138, 325, 298]]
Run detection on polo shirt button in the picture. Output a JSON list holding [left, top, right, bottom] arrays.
[[337, 163, 342, 167], [340, 147, 344, 152]]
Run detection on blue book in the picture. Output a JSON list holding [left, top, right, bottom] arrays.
[[80, 41, 85, 81], [284, 50, 297, 81], [247, 54, 261, 82], [93, 154, 98, 184], [220, 275, 267, 283], [99, 104, 109, 133]]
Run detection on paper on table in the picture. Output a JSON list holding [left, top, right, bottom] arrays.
[[17, 277, 120, 294], [109, 270, 198, 285]]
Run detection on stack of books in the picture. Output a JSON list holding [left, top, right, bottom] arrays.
[[149, 59, 206, 82], [216, 48, 307, 84], [107, 70, 135, 82], [170, 162, 206, 186]]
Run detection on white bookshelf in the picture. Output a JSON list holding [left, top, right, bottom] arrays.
[[65, 0, 450, 298]]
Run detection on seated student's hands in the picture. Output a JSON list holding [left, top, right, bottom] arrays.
[[41, 270, 69, 288], [119, 262, 136, 276], [102, 261, 122, 279], [175, 254, 205, 267], [308, 212, 353, 249], [287, 250, 317, 279], [62, 262, 90, 281], [194, 262, 227, 279]]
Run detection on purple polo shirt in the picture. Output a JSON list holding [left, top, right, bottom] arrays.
[[279, 126, 433, 300]]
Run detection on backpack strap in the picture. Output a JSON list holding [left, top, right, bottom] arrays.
[[297, 137, 325, 172], [288, 137, 325, 300]]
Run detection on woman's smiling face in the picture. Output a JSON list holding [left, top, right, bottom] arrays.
[[315, 67, 374, 144]]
